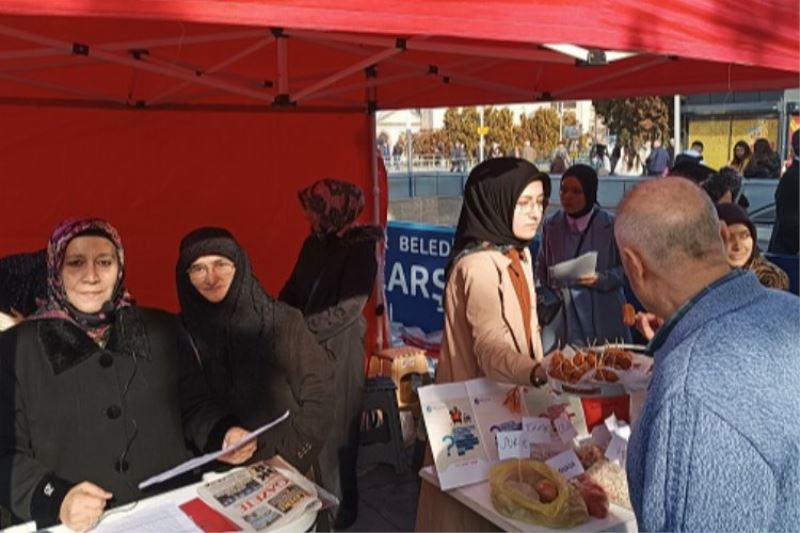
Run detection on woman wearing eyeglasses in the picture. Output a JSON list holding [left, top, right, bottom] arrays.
[[279, 178, 383, 530], [0, 219, 253, 532], [175, 227, 335, 476], [416, 158, 552, 532]]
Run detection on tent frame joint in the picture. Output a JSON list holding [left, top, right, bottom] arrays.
[[273, 93, 294, 107], [72, 43, 89, 56]]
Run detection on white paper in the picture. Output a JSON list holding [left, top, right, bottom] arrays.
[[549, 251, 598, 282], [605, 434, 628, 466], [591, 423, 612, 449], [546, 449, 585, 480], [94, 502, 198, 532], [138, 411, 290, 490], [466, 379, 528, 462], [418, 382, 491, 490], [521, 416, 553, 444], [496, 431, 530, 460], [554, 413, 578, 443]]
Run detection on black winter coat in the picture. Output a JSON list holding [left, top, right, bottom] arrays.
[[181, 303, 334, 474], [0, 307, 230, 527]]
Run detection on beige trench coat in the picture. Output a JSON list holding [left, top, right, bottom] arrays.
[[435, 247, 544, 385], [416, 248, 544, 532]]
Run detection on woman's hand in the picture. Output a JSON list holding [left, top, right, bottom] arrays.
[[575, 273, 599, 287], [218, 426, 257, 465], [59, 481, 112, 532], [634, 312, 664, 341]]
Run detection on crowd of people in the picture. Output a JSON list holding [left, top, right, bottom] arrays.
[[0, 179, 381, 531], [417, 130, 798, 531], [0, 131, 797, 533]]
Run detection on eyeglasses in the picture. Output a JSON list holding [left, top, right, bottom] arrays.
[[514, 200, 545, 215], [187, 260, 235, 281]]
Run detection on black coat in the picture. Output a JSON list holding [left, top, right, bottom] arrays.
[[279, 228, 379, 511], [181, 303, 334, 474], [770, 161, 799, 255], [0, 307, 230, 527]]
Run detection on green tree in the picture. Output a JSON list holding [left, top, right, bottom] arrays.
[[443, 107, 480, 158], [412, 129, 450, 157], [518, 107, 560, 157], [593, 97, 672, 146], [484, 106, 516, 155]]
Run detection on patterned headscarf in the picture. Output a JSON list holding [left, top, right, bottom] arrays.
[[298, 178, 365, 236], [33, 218, 133, 344]]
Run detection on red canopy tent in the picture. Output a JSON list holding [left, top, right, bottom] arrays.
[[0, 1, 796, 348]]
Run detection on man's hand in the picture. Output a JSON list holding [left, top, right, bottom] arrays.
[[218, 426, 257, 465], [634, 312, 664, 341], [575, 273, 599, 287], [59, 481, 112, 532]]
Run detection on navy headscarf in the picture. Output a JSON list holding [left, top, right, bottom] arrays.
[[561, 164, 598, 219]]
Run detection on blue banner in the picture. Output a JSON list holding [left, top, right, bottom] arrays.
[[385, 221, 454, 334]]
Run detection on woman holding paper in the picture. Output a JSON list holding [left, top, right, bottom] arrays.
[[175, 228, 335, 476], [536, 164, 631, 349], [0, 218, 253, 532]]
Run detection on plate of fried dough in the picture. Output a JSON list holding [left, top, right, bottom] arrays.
[[543, 344, 653, 398]]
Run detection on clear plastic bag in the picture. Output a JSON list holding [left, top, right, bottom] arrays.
[[489, 460, 589, 529]]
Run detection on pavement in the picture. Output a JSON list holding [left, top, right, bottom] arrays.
[[340, 448, 421, 532]]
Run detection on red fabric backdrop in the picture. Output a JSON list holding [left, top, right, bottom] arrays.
[[0, 106, 374, 311]]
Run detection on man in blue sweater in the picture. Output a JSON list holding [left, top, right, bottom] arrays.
[[614, 177, 800, 532]]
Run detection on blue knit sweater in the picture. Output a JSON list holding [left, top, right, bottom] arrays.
[[627, 271, 800, 532]]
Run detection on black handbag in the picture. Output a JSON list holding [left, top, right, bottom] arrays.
[[536, 284, 563, 326]]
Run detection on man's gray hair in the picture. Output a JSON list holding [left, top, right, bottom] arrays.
[[616, 177, 725, 269]]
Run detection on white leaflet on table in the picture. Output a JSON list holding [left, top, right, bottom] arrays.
[[418, 382, 491, 490], [546, 448, 585, 480], [138, 411, 290, 490], [465, 378, 528, 462], [94, 502, 198, 533], [549, 251, 598, 282]]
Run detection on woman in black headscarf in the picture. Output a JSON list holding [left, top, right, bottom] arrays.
[[436, 157, 551, 385], [176, 228, 335, 475], [279, 178, 382, 530], [416, 158, 551, 532], [536, 164, 631, 349], [1, 218, 249, 532]]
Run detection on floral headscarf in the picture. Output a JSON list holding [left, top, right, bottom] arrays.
[[33, 218, 133, 344], [298, 178, 365, 236]]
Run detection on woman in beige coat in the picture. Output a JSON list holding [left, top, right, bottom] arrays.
[[415, 157, 550, 531]]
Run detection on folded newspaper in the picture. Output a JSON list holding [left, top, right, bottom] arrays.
[[197, 460, 323, 532]]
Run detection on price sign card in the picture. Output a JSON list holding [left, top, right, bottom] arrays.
[[546, 448, 585, 479]]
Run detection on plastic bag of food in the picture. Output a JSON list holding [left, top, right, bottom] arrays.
[[586, 459, 632, 509], [489, 460, 589, 529], [571, 474, 609, 518]]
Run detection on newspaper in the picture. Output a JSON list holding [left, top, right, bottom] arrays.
[[197, 460, 322, 532]]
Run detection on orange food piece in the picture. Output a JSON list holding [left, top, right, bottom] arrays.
[[622, 303, 636, 327], [534, 479, 559, 503]]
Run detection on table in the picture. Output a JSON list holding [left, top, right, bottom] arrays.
[[419, 466, 638, 533], [4, 464, 318, 533]]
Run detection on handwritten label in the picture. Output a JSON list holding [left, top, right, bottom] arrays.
[[605, 434, 628, 465], [496, 431, 530, 460], [591, 423, 612, 449], [554, 413, 578, 443], [522, 417, 553, 444], [546, 448, 585, 479]]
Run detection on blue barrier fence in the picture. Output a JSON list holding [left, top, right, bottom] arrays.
[[389, 171, 779, 215]]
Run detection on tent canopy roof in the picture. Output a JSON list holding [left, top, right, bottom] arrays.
[[0, 1, 795, 111]]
